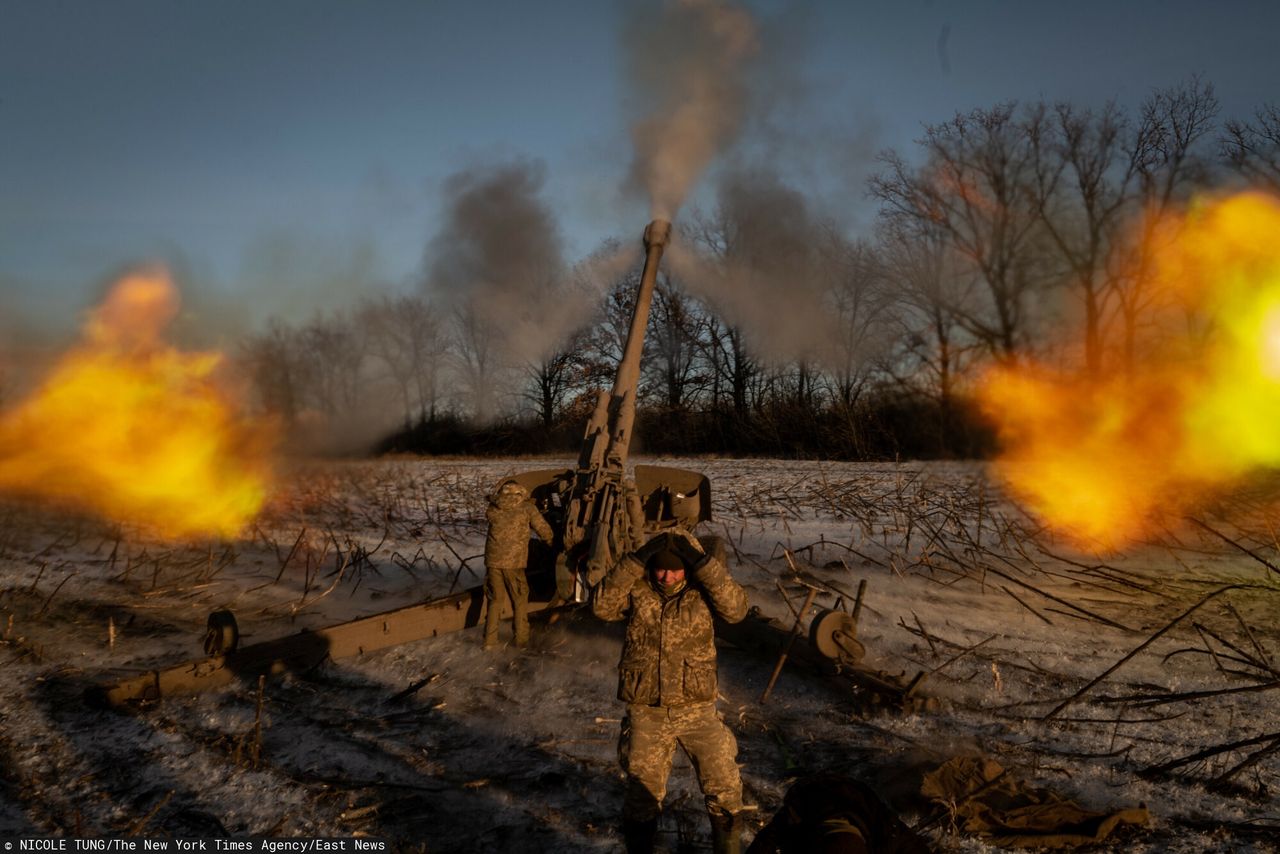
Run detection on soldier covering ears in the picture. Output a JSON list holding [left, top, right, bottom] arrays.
[[593, 528, 749, 854]]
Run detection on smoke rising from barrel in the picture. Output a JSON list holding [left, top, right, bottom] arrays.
[[622, 0, 758, 220]]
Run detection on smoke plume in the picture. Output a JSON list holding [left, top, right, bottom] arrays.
[[425, 160, 593, 368], [668, 168, 846, 367], [622, 0, 758, 220]]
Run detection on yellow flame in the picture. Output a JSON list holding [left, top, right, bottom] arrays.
[[979, 192, 1280, 549], [0, 269, 276, 539]]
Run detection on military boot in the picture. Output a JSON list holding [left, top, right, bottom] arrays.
[[708, 810, 742, 854], [622, 817, 658, 854]]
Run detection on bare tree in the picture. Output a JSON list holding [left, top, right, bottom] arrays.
[[645, 276, 707, 410], [585, 266, 645, 401], [522, 326, 595, 428], [358, 293, 449, 426], [789, 359, 821, 412], [301, 311, 367, 417], [683, 211, 759, 419], [700, 312, 758, 418], [450, 304, 505, 422], [239, 318, 312, 425], [877, 219, 977, 450], [1222, 103, 1280, 193], [524, 350, 574, 429], [1117, 76, 1220, 368], [871, 103, 1062, 361], [1036, 102, 1141, 375], [821, 231, 891, 409]]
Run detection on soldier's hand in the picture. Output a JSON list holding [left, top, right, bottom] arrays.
[[670, 529, 706, 567], [634, 534, 669, 565]]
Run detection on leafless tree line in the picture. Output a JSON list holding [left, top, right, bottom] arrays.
[[239, 78, 1280, 456], [872, 75, 1280, 381]]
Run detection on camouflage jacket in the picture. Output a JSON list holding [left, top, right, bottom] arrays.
[[484, 489, 553, 570], [593, 552, 748, 706]]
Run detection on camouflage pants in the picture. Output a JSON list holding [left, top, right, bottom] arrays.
[[618, 701, 743, 822], [483, 566, 529, 646]]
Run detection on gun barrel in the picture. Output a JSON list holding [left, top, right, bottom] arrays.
[[606, 219, 670, 466]]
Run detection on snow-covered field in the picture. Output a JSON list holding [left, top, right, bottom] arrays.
[[1, 457, 1278, 852]]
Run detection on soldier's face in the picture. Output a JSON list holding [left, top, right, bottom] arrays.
[[653, 567, 685, 589]]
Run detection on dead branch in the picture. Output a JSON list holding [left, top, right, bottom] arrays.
[[1101, 679, 1280, 708], [1188, 517, 1280, 577], [439, 531, 480, 593], [1000, 585, 1053, 625], [1208, 735, 1280, 789], [1192, 623, 1228, 676], [980, 563, 1133, 632], [290, 552, 353, 615], [929, 634, 999, 675], [1193, 621, 1278, 679], [36, 572, 76, 617], [1043, 584, 1275, 720], [275, 527, 309, 583], [1143, 730, 1280, 778], [909, 612, 939, 657], [1224, 601, 1274, 671], [386, 673, 441, 705]]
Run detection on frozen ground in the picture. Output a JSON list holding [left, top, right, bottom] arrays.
[[1, 457, 1278, 852]]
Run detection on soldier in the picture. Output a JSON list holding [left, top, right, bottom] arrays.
[[483, 479, 553, 650], [593, 529, 750, 854]]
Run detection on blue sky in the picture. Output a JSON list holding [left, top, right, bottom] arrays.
[[4, 0, 1280, 340]]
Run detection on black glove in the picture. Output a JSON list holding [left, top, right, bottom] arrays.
[[634, 534, 670, 565], [669, 529, 706, 568]]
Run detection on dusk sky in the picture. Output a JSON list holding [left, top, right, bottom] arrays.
[[4, 0, 1280, 343]]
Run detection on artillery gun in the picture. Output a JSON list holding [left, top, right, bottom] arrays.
[[90, 220, 716, 707], [502, 218, 716, 605]]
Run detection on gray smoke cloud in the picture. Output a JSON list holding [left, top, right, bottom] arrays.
[[621, 0, 758, 220], [574, 238, 642, 307], [425, 160, 587, 367], [667, 168, 846, 368], [619, 0, 888, 376]]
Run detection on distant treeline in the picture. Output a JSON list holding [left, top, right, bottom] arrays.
[[236, 77, 1280, 459], [375, 395, 994, 460]]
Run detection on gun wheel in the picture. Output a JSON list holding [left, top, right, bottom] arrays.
[[809, 608, 864, 666]]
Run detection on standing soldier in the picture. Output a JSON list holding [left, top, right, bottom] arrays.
[[593, 529, 750, 854], [483, 479, 553, 650]]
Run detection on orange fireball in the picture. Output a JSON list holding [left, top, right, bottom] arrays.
[[979, 192, 1280, 549], [0, 268, 276, 539]]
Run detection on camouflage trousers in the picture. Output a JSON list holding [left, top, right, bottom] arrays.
[[483, 566, 529, 646], [618, 701, 743, 822]]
